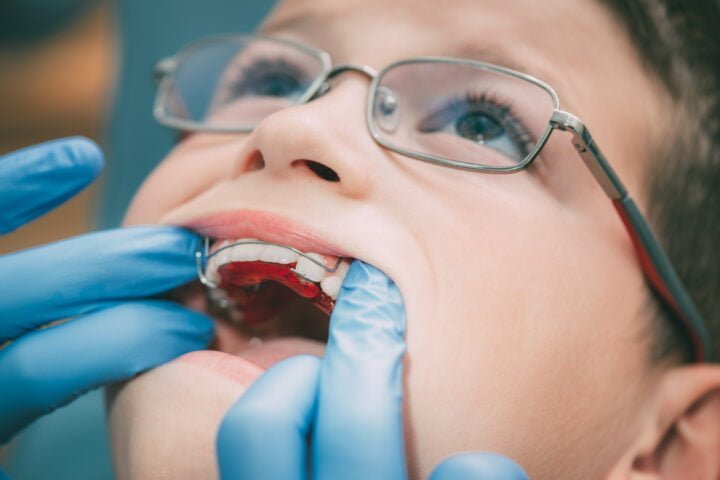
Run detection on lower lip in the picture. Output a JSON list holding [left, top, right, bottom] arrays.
[[178, 337, 326, 389], [178, 350, 265, 388]]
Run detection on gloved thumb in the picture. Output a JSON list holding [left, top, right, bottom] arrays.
[[312, 261, 407, 479], [429, 452, 529, 480]]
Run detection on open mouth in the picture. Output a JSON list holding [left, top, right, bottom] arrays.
[[203, 238, 350, 326], [174, 236, 353, 371]]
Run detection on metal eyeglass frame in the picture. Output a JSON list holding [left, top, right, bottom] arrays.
[[153, 34, 713, 362]]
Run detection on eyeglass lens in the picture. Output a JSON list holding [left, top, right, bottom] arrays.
[[161, 37, 557, 169], [161, 37, 327, 129], [372, 61, 555, 168]]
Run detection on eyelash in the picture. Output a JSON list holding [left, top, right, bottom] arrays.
[[230, 55, 309, 95], [418, 92, 535, 155]]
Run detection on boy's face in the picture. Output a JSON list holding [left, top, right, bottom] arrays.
[[112, 0, 670, 478]]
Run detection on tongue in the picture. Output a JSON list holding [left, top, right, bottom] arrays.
[[236, 337, 326, 370], [218, 261, 334, 324], [178, 337, 325, 391]]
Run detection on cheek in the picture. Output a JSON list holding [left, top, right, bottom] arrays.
[[107, 362, 248, 480], [399, 180, 650, 479], [123, 137, 243, 226]]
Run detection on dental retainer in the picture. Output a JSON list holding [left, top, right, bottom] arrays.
[[195, 237, 345, 324]]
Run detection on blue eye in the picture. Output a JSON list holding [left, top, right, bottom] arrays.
[[455, 111, 504, 141], [418, 93, 534, 163], [232, 57, 309, 99]]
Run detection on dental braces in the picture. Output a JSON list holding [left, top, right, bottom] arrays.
[[195, 237, 343, 290]]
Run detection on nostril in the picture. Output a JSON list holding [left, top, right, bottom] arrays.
[[299, 160, 340, 182], [246, 150, 265, 171]]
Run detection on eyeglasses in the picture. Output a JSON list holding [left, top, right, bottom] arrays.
[[153, 34, 713, 362]]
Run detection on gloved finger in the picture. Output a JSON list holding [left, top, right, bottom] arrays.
[[0, 300, 214, 444], [0, 137, 103, 234], [0, 226, 200, 342], [313, 261, 407, 480], [217, 355, 321, 480], [429, 452, 529, 480]]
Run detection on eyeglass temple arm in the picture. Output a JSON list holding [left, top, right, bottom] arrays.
[[549, 111, 713, 362], [153, 57, 176, 86]]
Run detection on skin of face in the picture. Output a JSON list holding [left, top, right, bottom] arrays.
[[108, 0, 680, 478]]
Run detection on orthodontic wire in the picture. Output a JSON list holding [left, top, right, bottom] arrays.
[[195, 237, 344, 290]]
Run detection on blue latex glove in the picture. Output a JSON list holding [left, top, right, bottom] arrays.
[[0, 138, 214, 445], [217, 262, 528, 479]]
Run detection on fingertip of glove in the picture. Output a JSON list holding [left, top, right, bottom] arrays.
[[63, 136, 104, 175], [0, 137, 105, 233], [342, 261, 382, 287], [343, 262, 402, 302], [121, 301, 216, 347], [158, 225, 202, 252], [430, 452, 528, 480], [272, 354, 322, 379], [192, 311, 216, 344], [46, 136, 105, 183], [106, 225, 201, 258], [165, 303, 216, 343], [335, 261, 406, 336]]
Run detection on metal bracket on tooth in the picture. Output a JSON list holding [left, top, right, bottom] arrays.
[[195, 237, 344, 290]]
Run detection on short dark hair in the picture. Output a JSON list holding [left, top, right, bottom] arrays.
[[598, 0, 720, 362]]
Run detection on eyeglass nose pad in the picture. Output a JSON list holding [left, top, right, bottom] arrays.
[[374, 86, 401, 133], [308, 82, 332, 101]]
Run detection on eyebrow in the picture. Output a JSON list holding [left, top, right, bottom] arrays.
[[261, 11, 327, 35], [262, 12, 555, 88], [445, 43, 537, 77]]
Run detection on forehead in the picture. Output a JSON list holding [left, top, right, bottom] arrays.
[[262, 0, 632, 110]]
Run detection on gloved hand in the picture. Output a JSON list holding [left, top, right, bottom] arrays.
[[216, 261, 528, 479], [0, 138, 214, 444]]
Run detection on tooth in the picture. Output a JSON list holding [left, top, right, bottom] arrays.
[[206, 254, 218, 272], [215, 247, 231, 266], [260, 244, 299, 264], [293, 253, 326, 282], [211, 240, 229, 251], [229, 241, 264, 262], [320, 275, 342, 299], [208, 288, 231, 308], [334, 258, 351, 277], [204, 261, 220, 284]]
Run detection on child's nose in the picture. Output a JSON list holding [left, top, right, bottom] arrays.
[[232, 76, 385, 199]]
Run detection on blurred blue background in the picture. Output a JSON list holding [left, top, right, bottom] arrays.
[[101, 0, 275, 229], [0, 1, 275, 477]]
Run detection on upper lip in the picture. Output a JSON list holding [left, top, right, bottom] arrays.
[[178, 209, 351, 257]]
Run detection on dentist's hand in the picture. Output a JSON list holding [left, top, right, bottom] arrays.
[[0, 138, 214, 444], [217, 261, 528, 479]]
